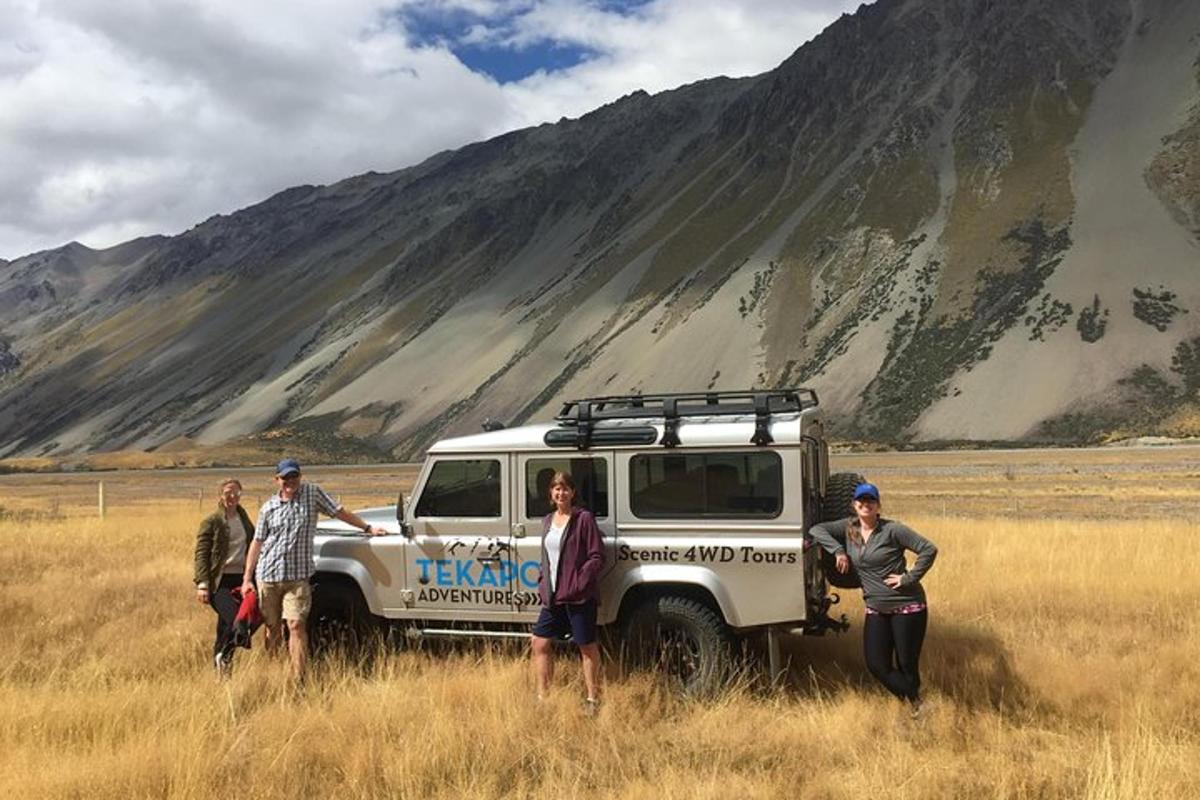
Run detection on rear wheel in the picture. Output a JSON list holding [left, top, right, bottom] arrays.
[[817, 471, 865, 589], [622, 595, 734, 696], [821, 471, 865, 522]]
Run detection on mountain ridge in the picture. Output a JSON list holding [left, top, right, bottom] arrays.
[[2, 0, 1198, 459]]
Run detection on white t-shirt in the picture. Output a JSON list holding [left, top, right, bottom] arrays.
[[222, 512, 247, 574], [544, 517, 568, 593]]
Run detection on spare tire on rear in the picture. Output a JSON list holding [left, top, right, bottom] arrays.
[[815, 471, 865, 589]]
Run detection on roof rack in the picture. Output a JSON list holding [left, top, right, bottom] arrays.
[[551, 388, 819, 449]]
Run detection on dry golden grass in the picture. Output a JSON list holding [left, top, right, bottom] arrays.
[[1, 450, 1198, 798], [0, 465, 419, 519], [0, 433, 389, 474]]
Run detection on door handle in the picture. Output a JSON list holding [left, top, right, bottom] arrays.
[[511, 523, 527, 539], [477, 555, 502, 565]]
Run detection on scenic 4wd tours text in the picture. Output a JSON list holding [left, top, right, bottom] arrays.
[[617, 544, 798, 564]]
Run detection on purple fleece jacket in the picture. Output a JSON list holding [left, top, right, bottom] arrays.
[[538, 507, 605, 606]]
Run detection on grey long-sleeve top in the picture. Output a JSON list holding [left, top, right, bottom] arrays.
[[808, 517, 938, 613]]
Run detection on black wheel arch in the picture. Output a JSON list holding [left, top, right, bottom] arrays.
[[613, 581, 729, 630], [308, 572, 380, 653]]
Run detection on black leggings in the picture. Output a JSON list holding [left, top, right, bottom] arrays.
[[208, 574, 243, 660], [863, 609, 927, 702]]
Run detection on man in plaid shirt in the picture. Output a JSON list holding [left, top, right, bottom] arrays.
[[241, 458, 383, 682]]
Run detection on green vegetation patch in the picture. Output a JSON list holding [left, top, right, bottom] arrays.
[[852, 217, 1071, 440], [737, 261, 777, 320], [1145, 93, 1200, 236], [1076, 294, 1109, 343], [1036, 336, 1200, 442], [1171, 336, 1200, 396], [244, 413, 396, 464], [854, 154, 940, 242], [796, 233, 926, 382], [1025, 293, 1073, 342], [1132, 286, 1188, 332], [938, 80, 1092, 318]]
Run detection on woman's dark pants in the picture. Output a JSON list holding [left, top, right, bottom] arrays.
[[863, 609, 927, 702], [209, 574, 243, 660]]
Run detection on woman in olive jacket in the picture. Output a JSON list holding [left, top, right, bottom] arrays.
[[193, 477, 255, 676]]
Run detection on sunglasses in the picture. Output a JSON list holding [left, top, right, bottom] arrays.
[[854, 496, 879, 503]]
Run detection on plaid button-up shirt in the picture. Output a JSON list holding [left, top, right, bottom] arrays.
[[254, 482, 341, 583]]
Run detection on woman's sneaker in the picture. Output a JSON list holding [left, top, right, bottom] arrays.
[[214, 651, 232, 679], [909, 697, 927, 720]]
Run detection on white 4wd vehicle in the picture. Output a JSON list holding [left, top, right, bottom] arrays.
[[311, 389, 860, 693]]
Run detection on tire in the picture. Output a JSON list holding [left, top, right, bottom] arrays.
[[622, 595, 734, 696], [816, 471, 865, 589], [307, 580, 378, 657], [821, 471, 865, 522]]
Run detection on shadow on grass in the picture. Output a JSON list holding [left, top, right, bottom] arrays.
[[759, 620, 1038, 713], [306, 619, 1038, 715]]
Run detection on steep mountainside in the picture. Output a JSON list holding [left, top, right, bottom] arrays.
[[2, 0, 1198, 458]]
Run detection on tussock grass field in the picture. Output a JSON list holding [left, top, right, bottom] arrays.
[[1, 448, 1198, 798]]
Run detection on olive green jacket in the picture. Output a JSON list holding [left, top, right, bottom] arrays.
[[193, 506, 255, 589]]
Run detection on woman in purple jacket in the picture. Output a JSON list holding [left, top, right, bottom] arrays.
[[530, 471, 605, 711]]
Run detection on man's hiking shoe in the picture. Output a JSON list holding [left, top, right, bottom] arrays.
[[584, 698, 600, 718]]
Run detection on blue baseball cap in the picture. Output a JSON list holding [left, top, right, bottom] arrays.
[[275, 458, 301, 477], [853, 482, 880, 501]]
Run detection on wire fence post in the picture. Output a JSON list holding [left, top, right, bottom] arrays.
[[98, 481, 106, 519]]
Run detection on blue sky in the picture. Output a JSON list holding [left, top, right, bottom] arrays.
[[400, 0, 656, 82], [0, 0, 866, 260], [452, 42, 595, 83]]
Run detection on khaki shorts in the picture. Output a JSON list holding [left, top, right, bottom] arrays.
[[258, 579, 312, 625]]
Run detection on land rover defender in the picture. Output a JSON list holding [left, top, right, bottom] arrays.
[[309, 388, 859, 693]]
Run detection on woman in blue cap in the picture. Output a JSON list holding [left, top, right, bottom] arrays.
[[808, 482, 938, 715]]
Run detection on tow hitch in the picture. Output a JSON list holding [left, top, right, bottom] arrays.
[[796, 592, 850, 636]]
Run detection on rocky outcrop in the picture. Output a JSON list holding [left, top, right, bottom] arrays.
[[0, 341, 18, 377]]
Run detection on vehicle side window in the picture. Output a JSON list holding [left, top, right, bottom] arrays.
[[630, 452, 782, 518], [415, 459, 502, 518], [525, 457, 609, 519]]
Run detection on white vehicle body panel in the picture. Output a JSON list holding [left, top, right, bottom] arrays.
[[314, 406, 827, 629]]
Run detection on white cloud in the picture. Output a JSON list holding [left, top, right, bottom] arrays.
[[0, 0, 865, 260]]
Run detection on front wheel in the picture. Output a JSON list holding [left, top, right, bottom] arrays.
[[622, 595, 734, 696], [307, 580, 378, 657]]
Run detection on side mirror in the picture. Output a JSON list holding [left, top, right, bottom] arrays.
[[396, 491, 411, 537]]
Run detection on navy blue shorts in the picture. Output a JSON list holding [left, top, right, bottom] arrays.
[[532, 599, 598, 646]]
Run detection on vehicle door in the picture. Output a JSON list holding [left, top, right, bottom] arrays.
[[509, 453, 616, 618], [405, 454, 516, 620]]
